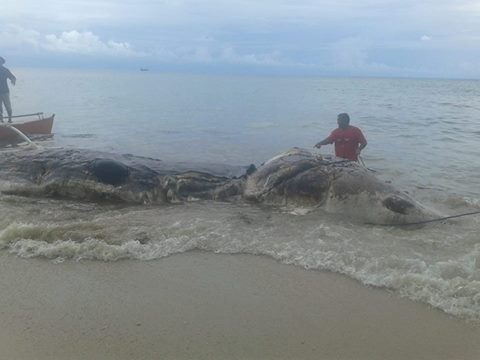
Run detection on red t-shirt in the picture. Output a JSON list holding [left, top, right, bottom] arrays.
[[326, 126, 366, 161]]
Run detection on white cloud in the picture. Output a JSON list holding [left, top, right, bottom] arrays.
[[150, 44, 285, 66], [219, 47, 282, 65], [0, 25, 42, 48], [43, 31, 136, 56], [2, 1, 480, 77], [188, 47, 215, 63], [331, 37, 391, 73], [0, 25, 142, 57]]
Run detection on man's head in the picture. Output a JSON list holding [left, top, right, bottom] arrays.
[[337, 113, 350, 129], [0, 57, 5, 65]]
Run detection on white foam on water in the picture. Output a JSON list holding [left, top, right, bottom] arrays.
[[0, 199, 479, 321]]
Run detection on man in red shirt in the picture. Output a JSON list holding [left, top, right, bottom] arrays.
[[314, 113, 367, 161]]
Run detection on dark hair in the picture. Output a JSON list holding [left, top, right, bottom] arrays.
[[337, 113, 350, 124]]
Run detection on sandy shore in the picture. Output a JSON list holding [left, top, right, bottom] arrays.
[[0, 251, 479, 360]]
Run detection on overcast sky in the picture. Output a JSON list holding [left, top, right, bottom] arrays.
[[2, 0, 480, 78]]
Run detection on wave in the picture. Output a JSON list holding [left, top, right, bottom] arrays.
[[433, 195, 480, 210], [0, 201, 479, 322], [62, 133, 96, 139]]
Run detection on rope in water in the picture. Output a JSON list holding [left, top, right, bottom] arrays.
[[365, 210, 480, 227], [356, 156, 480, 226], [358, 155, 366, 167]]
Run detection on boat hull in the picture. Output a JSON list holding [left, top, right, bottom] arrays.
[[0, 115, 54, 141]]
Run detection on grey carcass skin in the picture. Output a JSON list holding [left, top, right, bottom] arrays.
[[244, 148, 432, 223], [0, 148, 244, 204], [0, 147, 432, 224]]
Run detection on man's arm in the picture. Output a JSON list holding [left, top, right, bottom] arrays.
[[314, 130, 335, 148], [314, 137, 331, 148], [7, 70, 16, 86], [356, 129, 367, 155], [356, 141, 367, 155]]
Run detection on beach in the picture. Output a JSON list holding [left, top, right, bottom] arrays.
[[0, 251, 479, 360], [1, 1, 480, 356], [0, 70, 479, 358]]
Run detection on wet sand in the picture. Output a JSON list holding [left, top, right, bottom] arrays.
[[0, 251, 479, 360]]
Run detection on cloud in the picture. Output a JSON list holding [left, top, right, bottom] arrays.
[[0, 23, 282, 66], [2, 1, 480, 77], [219, 47, 282, 65], [0, 25, 142, 57], [0, 25, 42, 49], [155, 45, 285, 67], [331, 37, 391, 74], [43, 31, 137, 56]]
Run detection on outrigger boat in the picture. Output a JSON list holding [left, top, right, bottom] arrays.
[[0, 113, 54, 141]]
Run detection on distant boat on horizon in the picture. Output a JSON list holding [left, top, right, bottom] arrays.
[[140, 68, 149, 72]]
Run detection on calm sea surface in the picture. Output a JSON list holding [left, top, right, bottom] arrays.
[[2, 68, 480, 320]]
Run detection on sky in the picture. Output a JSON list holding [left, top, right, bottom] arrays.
[[2, 0, 480, 78]]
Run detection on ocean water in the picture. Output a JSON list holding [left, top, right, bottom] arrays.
[[1, 68, 480, 321]]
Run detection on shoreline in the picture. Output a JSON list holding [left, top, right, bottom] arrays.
[[0, 251, 479, 359]]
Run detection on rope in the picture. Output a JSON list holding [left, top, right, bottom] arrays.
[[357, 156, 480, 226], [317, 152, 480, 227], [365, 210, 480, 227], [358, 155, 366, 167]]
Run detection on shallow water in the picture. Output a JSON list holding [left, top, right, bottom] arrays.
[[2, 68, 480, 321]]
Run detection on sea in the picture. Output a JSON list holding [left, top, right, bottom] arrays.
[[1, 68, 480, 321]]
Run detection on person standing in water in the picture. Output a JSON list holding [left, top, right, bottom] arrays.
[[314, 113, 367, 161], [0, 57, 17, 123]]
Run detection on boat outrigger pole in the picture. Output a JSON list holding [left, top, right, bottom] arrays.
[[9, 112, 45, 120], [0, 123, 37, 148]]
